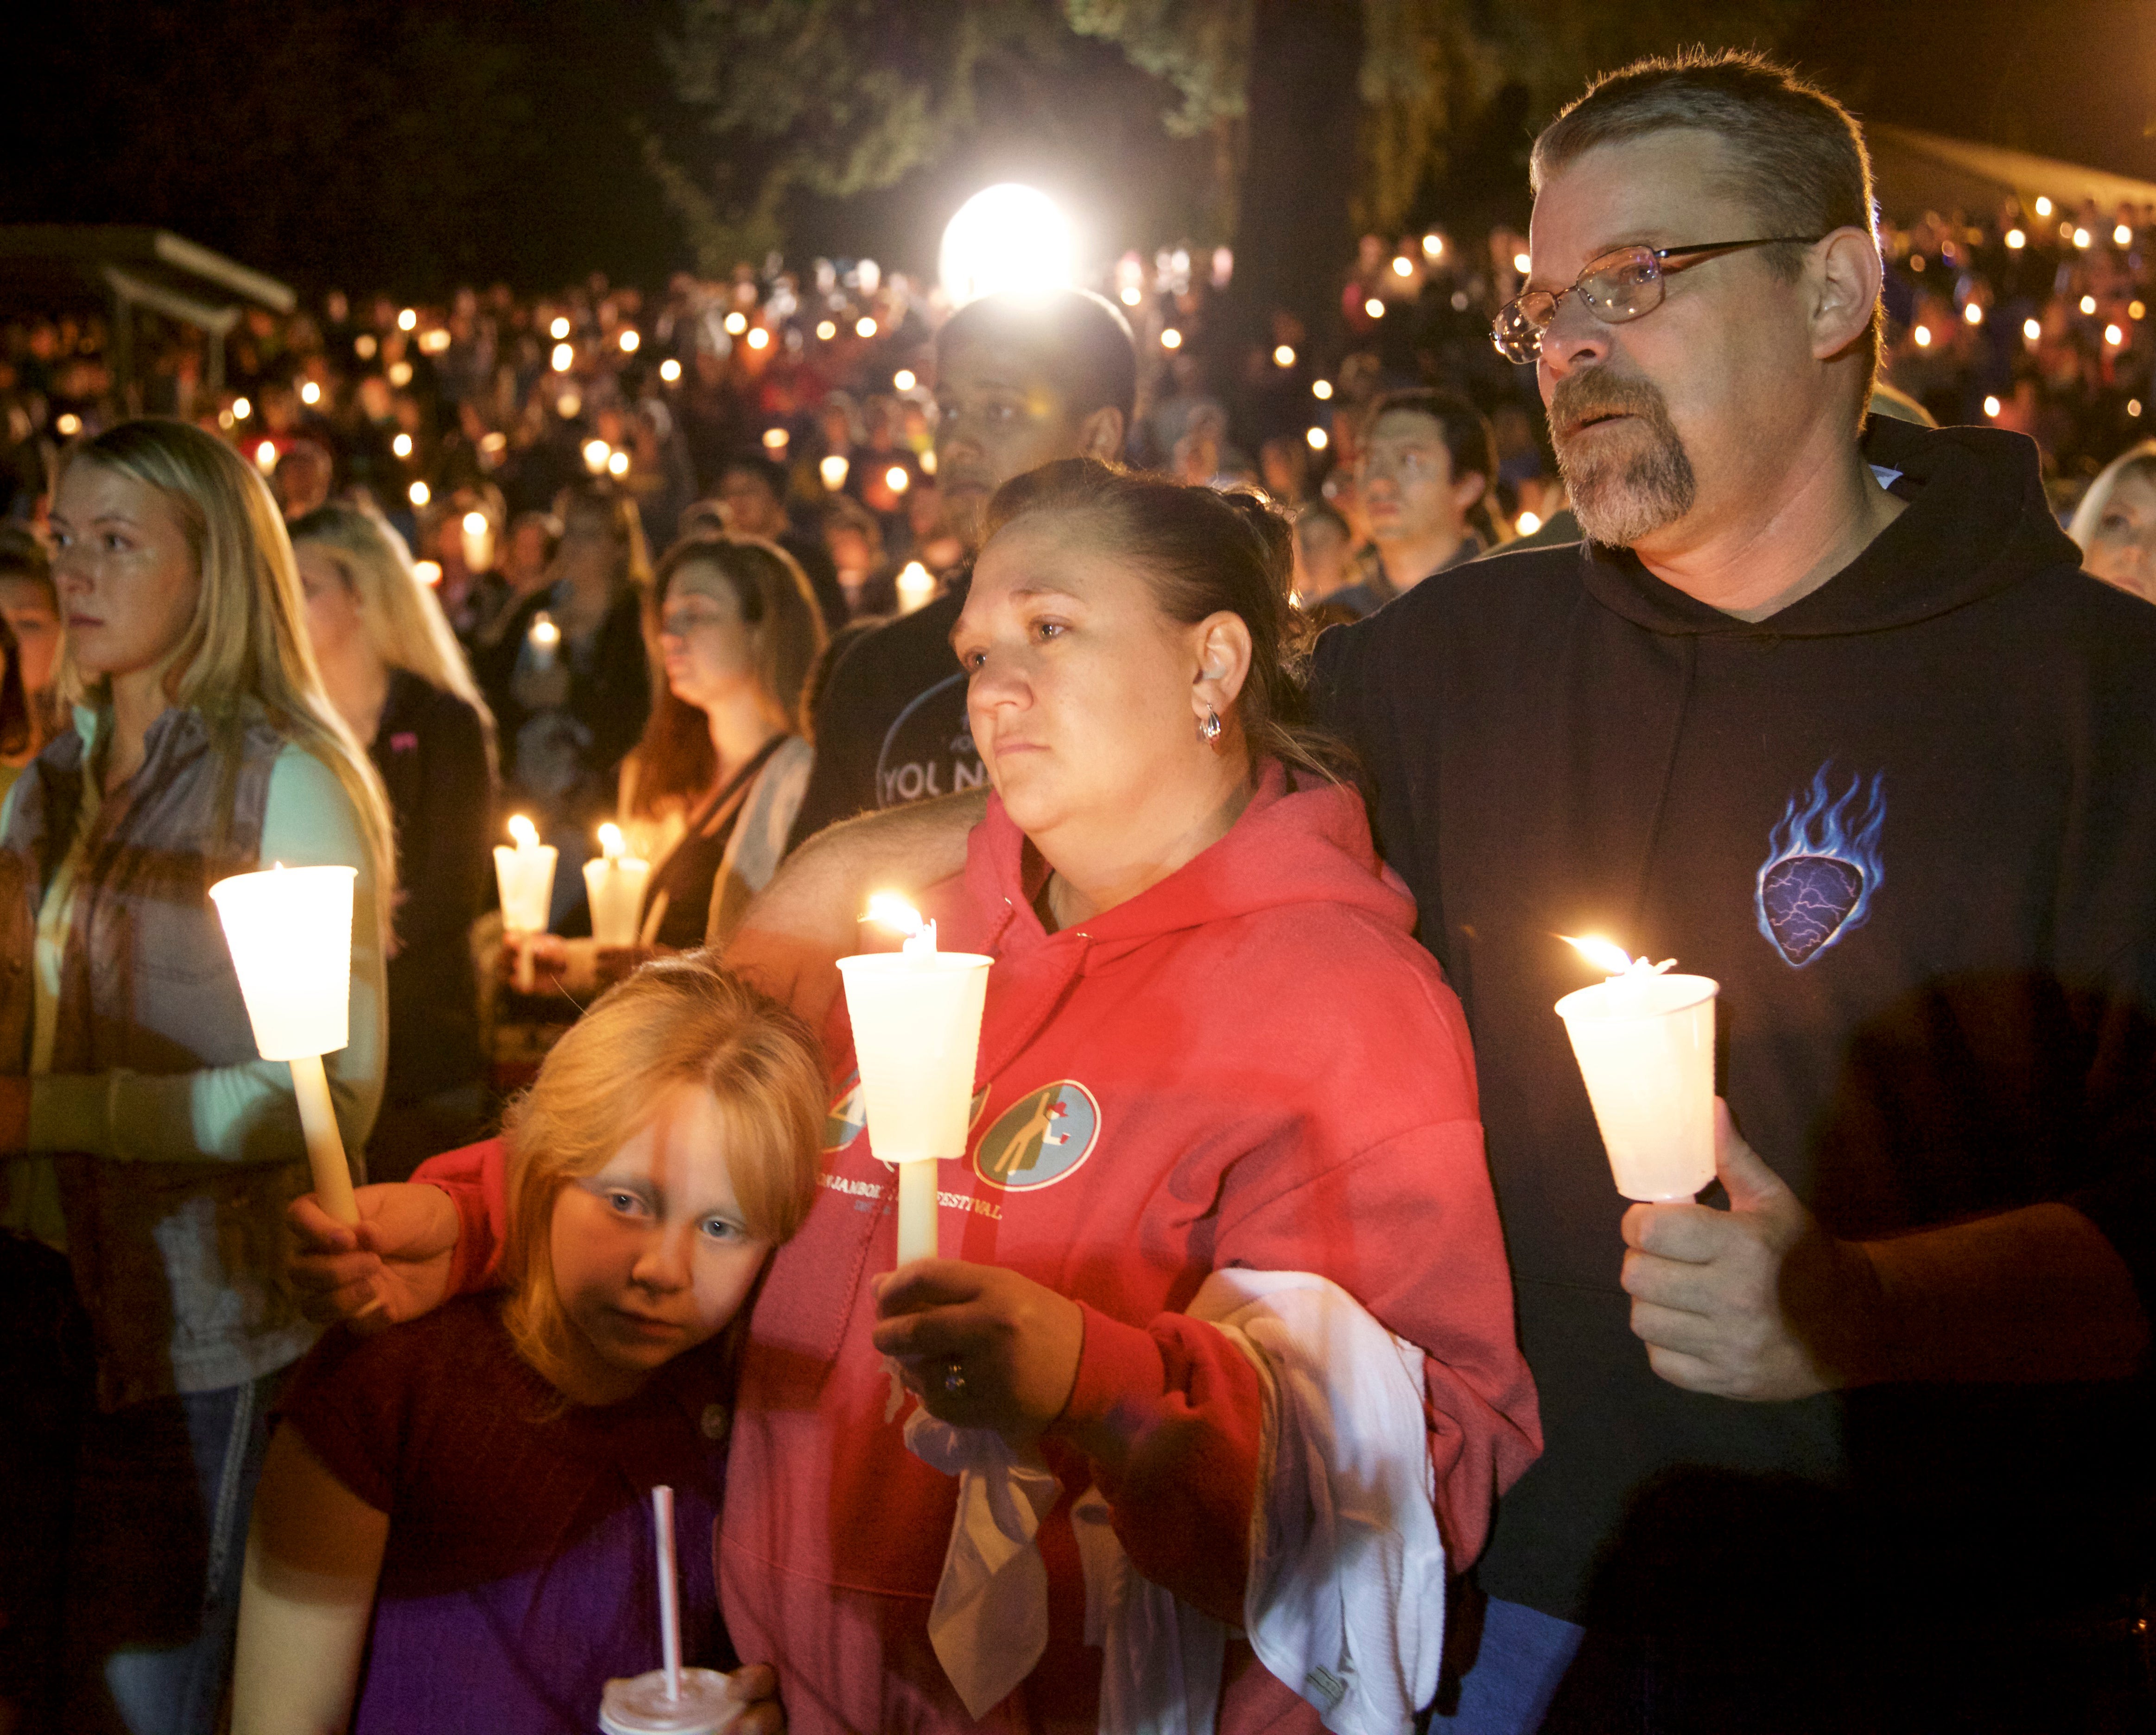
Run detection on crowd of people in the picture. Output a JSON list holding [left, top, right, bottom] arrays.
[[4, 43, 2156, 1735]]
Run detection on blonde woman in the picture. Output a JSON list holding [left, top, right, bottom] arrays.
[[2068, 440, 2156, 604], [291, 503, 498, 1180], [0, 419, 390, 1735], [233, 957, 802, 1735]]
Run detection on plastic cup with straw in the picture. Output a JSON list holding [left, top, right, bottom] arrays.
[[598, 1486, 739, 1735]]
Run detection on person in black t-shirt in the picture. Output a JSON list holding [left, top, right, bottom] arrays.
[[782, 288, 1137, 849]]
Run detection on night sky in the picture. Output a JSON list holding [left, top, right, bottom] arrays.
[[0, 0, 2149, 297]]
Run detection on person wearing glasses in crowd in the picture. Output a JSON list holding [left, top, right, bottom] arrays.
[[1327, 388, 1500, 620], [588, 50, 2156, 1735]]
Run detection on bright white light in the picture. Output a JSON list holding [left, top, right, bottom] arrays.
[[550, 316, 571, 340], [1274, 344, 1295, 367], [556, 393, 581, 418], [2134, 399, 2146, 418], [55, 412, 80, 437], [893, 368, 917, 391], [1912, 324, 1932, 347], [2035, 196, 2053, 216], [1392, 256, 1413, 278], [1120, 285, 1142, 306], [762, 428, 789, 450], [2081, 295, 2099, 315], [619, 329, 640, 353], [856, 317, 877, 338], [1365, 297, 1387, 318], [885, 464, 910, 493], [2074, 228, 2092, 249], [1422, 233, 1443, 259], [387, 361, 413, 387], [2118, 224, 2134, 247], [724, 311, 748, 336], [1313, 379, 1333, 400], [232, 397, 252, 419], [397, 308, 417, 331], [2135, 301, 2148, 321], [1983, 395, 2001, 418], [1963, 303, 1983, 325], [299, 380, 322, 405], [1513, 252, 1531, 273], [2006, 228, 2026, 250], [659, 358, 681, 382], [392, 432, 414, 458], [551, 342, 574, 372], [354, 334, 377, 360], [938, 182, 1075, 308], [820, 455, 849, 490], [2106, 323, 2125, 347], [608, 449, 631, 476], [896, 561, 935, 614], [583, 438, 610, 475], [419, 329, 451, 354], [1161, 328, 1183, 349], [746, 327, 771, 351], [254, 440, 277, 471], [1516, 511, 1542, 535], [1306, 426, 1328, 450], [2023, 317, 2042, 341], [408, 480, 431, 507], [414, 560, 442, 587], [462, 510, 488, 536], [919, 448, 937, 474], [815, 320, 837, 341]]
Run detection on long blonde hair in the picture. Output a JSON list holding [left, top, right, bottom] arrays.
[[499, 955, 824, 1399], [57, 419, 395, 908], [288, 500, 498, 773]]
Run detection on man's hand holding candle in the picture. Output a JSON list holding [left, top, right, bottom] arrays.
[[1620, 1100, 1883, 1399], [286, 1183, 461, 1330], [871, 1260, 1085, 1448]]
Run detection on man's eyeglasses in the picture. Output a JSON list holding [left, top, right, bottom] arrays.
[[1490, 236, 1822, 364]]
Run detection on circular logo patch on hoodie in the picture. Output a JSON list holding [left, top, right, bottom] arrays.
[[973, 1081, 1100, 1191]]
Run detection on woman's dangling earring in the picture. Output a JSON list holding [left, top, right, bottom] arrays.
[[1200, 706, 1223, 744]]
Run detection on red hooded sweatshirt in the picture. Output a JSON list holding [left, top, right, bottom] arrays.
[[418, 767, 1538, 1732]]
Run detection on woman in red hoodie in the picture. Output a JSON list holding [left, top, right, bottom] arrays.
[[295, 461, 1539, 1733]]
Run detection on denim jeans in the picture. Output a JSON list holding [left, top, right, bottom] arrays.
[[1436, 1596, 1586, 1734], [63, 1368, 286, 1735]]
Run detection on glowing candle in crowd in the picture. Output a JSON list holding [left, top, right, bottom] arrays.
[[583, 822, 652, 948], [208, 864, 361, 1224], [551, 315, 571, 340], [895, 561, 935, 614], [1306, 426, 1328, 451], [609, 450, 631, 477], [1312, 378, 1333, 400], [837, 894, 991, 1268], [1274, 344, 1296, 367], [495, 815, 557, 994], [884, 465, 910, 494], [659, 357, 682, 383], [583, 437, 611, 475], [392, 431, 413, 458], [820, 454, 850, 491], [893, 369, 917, 391], [552, 342, 575, 373], [1364, 298, 1385, 319], [856, 317, 878, 338], [746, 328, 770, 351], [527, 610, 560, 672], [1161, 328, 1183, 349], [408, 479, 431, 507], [1554, 936, 1718, 1202], [619, 328, 640, 353], [461, 509, 492, 573]]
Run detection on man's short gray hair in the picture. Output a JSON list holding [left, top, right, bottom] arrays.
[[1531, 49, 1883, 399]]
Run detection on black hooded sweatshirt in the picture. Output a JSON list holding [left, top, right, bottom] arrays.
[[1313, 418, 2156, 1652]]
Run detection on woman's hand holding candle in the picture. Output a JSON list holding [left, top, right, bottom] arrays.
[[285, 1184, 461, 1330], [871, 1260, 1085, 1449], [1618, 1099, 1883, 1401]]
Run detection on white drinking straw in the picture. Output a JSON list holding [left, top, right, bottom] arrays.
[[652, 1485, 681, 1702]]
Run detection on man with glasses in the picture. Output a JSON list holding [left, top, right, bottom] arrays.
[[1315, 49, 2156, 1733], [1329, 386, 1499, 619]]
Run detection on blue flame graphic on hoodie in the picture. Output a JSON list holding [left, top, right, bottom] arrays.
[[1755, 764, 1885, 968]]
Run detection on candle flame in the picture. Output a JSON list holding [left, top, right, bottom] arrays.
[[1560, 934, 1678, 979], [507, 813, 539, 849], [597, 821, 624, 859], [529, 612, 561, 648], [863, 891, 926, 937]]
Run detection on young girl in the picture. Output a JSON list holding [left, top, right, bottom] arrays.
[[232, 957, 818, 1735]]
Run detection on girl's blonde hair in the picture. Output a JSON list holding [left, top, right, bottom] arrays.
[[287, 501, 498, 774], [499, 954, 825, 1397], [57, 419, 394, 908]]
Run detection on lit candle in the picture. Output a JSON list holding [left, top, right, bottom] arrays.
[[495, 814, 557, 992], [461, 509, 493, 574], [207, 864, 361, 1224], [837, 893, 990, 1266], [583, 821, 653, 948], [895, 561, 935, 614], [527, 610, 561, 673], [1553, 936, 1719, 1201]]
